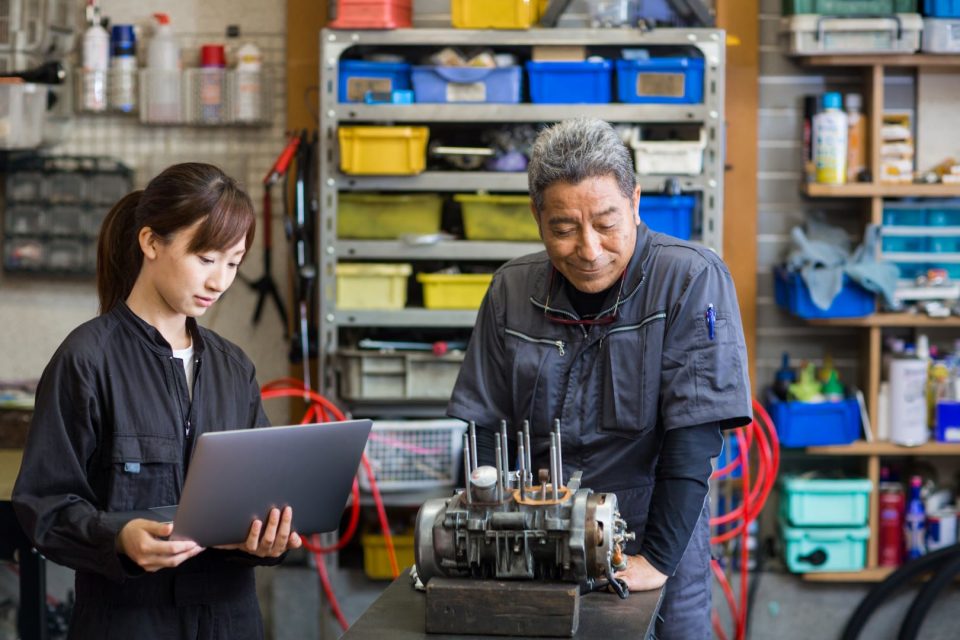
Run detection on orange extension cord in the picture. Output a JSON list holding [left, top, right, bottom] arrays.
[[260, 378, 399, 631]]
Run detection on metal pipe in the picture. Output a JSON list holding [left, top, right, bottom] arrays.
[[462, 433, 472, 504], [523, 420, 532, 484], [554, 419, 563, 487], [517, 432, 526, 497], [499, 419, 509, 481], [468, 421, 478, 472], [494, 433, 504, 504], [549, 433, 559, 500]]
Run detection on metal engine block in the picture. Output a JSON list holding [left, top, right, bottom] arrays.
[[414, 420, 634, 594]]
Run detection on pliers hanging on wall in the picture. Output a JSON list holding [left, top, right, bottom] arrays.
[[244, 132, 301, 335]]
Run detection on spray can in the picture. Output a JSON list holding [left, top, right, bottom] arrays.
[[198, 44, 226, 123], [813, 92, 848, 185], [234, 42, 263, 123], [878, 476, 904, 566], [904, 475, 926, 560], [109, 24, 137, 113], [81, 2, 109, 111], [889, 355, 930, 446]]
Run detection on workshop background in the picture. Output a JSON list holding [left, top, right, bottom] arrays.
[[2, 0, 960, 638]]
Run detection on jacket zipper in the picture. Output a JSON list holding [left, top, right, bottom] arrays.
[[505, 328, 566, 356], [599, 311, 666, 347]]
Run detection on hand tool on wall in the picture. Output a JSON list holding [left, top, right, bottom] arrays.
[[244, 133, 300, 335]]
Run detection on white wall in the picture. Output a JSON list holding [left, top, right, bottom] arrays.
[[0, 0, 294, 423]]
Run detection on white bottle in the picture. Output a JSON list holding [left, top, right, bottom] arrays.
[[813, 91, 848, 185], [145, 13, 181, 123], [234, 42, 262, 123], [81, 2, 109, 112], [889, 355, 930, 446]]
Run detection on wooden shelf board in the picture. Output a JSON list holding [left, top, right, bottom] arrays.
[[802, 567, 893, 583], [800, 54, 960, 68], [807, 313, 960, 328], [803, 183, 960, 198], [807, 441, 960, 456]]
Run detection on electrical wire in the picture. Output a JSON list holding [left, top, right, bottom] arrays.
[[708, 399, 781, 640], [260, 379, 400, 630]]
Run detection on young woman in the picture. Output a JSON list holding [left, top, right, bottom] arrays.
[[13, 163, 301, 639]]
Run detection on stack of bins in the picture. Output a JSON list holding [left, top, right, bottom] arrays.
[[882, 200, 960, 280], [780, 0, 922, 55], [780, 477, 873, 573], [922, 0, 960, 52]]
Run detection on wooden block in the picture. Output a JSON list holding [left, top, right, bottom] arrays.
[[425, 578, 579, 637], [531, 46, 586, 62]]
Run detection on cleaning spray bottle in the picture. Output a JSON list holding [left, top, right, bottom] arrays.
[[81, 0, 109, 112], [145, 12, 181, 123]]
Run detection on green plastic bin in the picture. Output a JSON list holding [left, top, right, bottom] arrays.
[[782, 0, 917, 13], [337, 194, 442, 239], [455, 194, 540, 241], [781, 477, 873, 527], [781, 522, 870, 573]]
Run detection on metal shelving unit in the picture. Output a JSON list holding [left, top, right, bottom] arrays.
[[318, 27, 727, 407]]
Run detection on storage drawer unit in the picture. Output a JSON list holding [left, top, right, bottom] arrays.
[[337, 349, 465, 400]]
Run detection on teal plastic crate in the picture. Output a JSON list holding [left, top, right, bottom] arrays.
[[781, 522, 870, 573], [783, 0, 917, 13], [781, 477, 873, 527]]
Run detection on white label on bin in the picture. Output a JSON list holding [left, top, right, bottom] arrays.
[[347, 77, 392, 102], [447, 82, 486, 103], [946, 427, 960, 442], [636, 73, 684, 98], [949, 24, 960, 42]]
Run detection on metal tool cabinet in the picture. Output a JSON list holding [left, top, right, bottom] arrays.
[[318, 27, 727, 415]]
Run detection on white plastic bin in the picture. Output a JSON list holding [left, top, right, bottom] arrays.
[[358, 419, 467, 492], [0, 82, 45, 148], [629, 128, 706, 175], [780, 14, 922, 55], [922, 18, 960, 52]]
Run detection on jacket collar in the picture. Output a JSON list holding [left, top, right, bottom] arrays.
[[112, 302, 206, 357], [529, 222, 652, 321]]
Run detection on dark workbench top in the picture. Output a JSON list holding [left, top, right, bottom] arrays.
[[343, 574, 664, 639]]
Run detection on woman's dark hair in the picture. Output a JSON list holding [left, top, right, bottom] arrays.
[[96, 162, 256, 314]]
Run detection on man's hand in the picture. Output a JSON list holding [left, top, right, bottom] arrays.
[[615, 554, 669, 591], [215, 506, 303, 557], [117, 519, 204, 572]]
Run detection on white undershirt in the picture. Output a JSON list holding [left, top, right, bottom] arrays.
[[172, 343, 196, 400]]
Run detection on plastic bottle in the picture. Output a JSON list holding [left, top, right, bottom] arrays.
[[889, 349, 930, 446], [822, 370, 844, 402], [773, 352, 797, 401], [845, 93, 866, 183], [145, 13, 180, 123], [81, 1, 110, 112], [109, 24, 137, 112], [904, 475, 926, 560], [878, 467, 904, 566], [813, 92, 848, 185], [234, 42, 263, 123], [802, 94, 819, 183], [198, 44, 226, 123]]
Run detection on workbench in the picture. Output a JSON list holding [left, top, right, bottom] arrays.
[[342, 574, 664, 639], [1, 448, 47, 640]]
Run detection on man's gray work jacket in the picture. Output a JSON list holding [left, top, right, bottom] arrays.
[[448, 222, 752, 540]]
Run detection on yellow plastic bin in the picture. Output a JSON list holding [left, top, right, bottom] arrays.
[[337, 263, 412, 309], [418, 273, 493, 309], [362, 532, 415, 579], [451, 0, 539, 29], [338, 126, 429, 175], [338, 194, 443, 239], [455, 194, 539, 241]]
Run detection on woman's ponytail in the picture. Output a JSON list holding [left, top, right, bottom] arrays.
[[96, 190, 143, 315]]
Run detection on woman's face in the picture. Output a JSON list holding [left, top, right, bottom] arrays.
[[144, 219, 246, 319]]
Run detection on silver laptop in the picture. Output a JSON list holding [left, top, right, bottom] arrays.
[[144, 419, 372, 547]]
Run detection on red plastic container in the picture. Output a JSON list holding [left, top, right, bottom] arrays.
[[878, 482, 905, 567], [328, 0, 412, 29]]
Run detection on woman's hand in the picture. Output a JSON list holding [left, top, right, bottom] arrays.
[[117, 519, 204, 572], [215, 506, 303, 557], [614, 554, 669, 592]]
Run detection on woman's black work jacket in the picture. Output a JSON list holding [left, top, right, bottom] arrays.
[[13, 302, 274, 627], [447, 222, 753, 545]]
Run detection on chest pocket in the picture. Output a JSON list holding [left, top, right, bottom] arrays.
[[598, 312, 666, 439], [505, 328, 566, 433], [108, 434, 182, 511]]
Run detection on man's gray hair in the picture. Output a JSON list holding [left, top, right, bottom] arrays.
[[527, 117, 636, 215]]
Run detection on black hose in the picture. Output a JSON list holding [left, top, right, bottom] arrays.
[[841, 543, 960, 640], [897, 550, 960, 640]]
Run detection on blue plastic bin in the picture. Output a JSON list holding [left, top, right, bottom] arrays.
[[339, 60, 412, 103], [924, 0, 960, 16], [773, 268, 875, 319], [525, 60, 612, 104], [882, 236, 929, 252], [781, 522, 870, 573], [893, 262, 926, 279], [927, 200, 960, 225], [936, 401, 960, 442], [766, 391, 862, 447], [639, 195, 694, 240], [883, 204, 926, 226], [411, 66, 521, 103], [781, 477, 873, 527], [615, 57, 704, 104]]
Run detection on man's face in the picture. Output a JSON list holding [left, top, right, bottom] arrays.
[[533, 175, 640, 294]]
